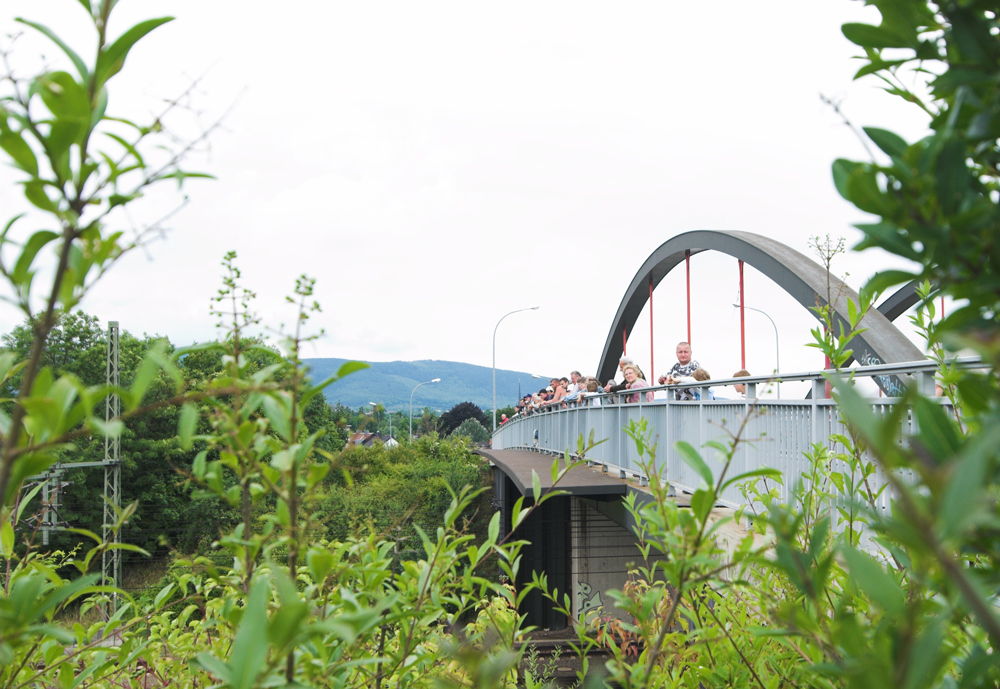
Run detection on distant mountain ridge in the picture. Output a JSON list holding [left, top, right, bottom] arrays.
[[303, 358, 553, 412]]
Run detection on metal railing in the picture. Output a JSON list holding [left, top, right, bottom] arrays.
[[492, 358, 978, 509]]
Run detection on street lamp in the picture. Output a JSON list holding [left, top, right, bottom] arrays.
[[368, 402, 377, 432], [409, 378, 441, 442], [493, 306, 539, 432], [733, 303, 781, 398]]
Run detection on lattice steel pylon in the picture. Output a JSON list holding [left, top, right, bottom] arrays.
[[102, 321, 122, 609]]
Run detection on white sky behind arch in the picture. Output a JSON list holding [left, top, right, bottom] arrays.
[[0, 1, 941, 399]]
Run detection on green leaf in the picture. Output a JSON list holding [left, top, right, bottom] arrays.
[[863, 127, 908, 158], [228, 580, 269, 689], [15, 19, 90, 81], [191, 653, 231, 685], [15, 479, 46, 524], [307, 548, 335, 584], [6, 452, 60, 506], [842, 22, 916, 49], [103, 132, 146, 168], [267, 571, 308, 652], [0, 519, 13, 556], [145, 340, 184, 390], [828, 376, 883, 448], [12, 230, 59, 285], [853, 58, 908, 80], [938, 424, 1000, 541], [0, 113, 39, 176], [36, 71, 90, 123], [690, 489, 713, 523], [831, 158, 863, 201], [129, 347, 161, 406], [270, 448, 293, 472], [22, 180, 57, 212], [531, 469, 541, 499], [720, 467, 783, 493], [95, 17, 174, 86], [911, 396, 961, 463], [510, 495, 527, 531], [865, 271, 918, 298], [676, 440, 713, 488], [337, 360, 369, 378], [153, 583, 175, 610], [841, 546, 904, 615], [159, 170, 216, 188], [854, 222, 920, 261], [487, 511, 500, 545], [178, 403, 197, 450], [846, 166, 892, 216], [935, 138, 970, 215], [191, 450, 207, 478], [262, 394, 292, 441], [88, 416, 124, 438]]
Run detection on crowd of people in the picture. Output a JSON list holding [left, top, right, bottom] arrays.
[[512, 342, 754, 418]]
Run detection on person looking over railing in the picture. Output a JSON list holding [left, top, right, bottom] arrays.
[[605, 356, 644, 395], [563, 371, 584, 405], [624, 364, 653, 403], [657, 342, 701, 400], [672, 368, 715, 400], [541, 377, 569, 408], [732, 369, 750, 398]]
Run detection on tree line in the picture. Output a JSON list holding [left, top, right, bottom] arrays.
[[2, 311, 494, 561]]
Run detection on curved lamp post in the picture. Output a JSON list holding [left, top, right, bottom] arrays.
[[493, 306, 539, 432], [409, 378, 441, 442], [734, 303, 781, 398]]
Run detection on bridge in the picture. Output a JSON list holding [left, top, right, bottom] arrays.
[[479, 230, 959, 630]]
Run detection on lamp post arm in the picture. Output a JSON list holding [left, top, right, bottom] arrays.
[[409, 378, 440, 442], [493, 306, 538, 433], [741, 304, 781, 399]]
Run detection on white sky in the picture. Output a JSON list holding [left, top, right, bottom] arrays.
[[1, 1, 937, 398]]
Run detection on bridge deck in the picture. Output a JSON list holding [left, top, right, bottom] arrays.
[[476, 449, 629, 498]]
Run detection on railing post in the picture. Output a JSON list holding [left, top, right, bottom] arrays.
[[698, 390, 705, 454], [664, 388, 672, 490], [811, 378, 823, 446], [918, 370, 935, 397]]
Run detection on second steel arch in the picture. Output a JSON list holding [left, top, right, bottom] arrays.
[[597, 230, 924, 393]]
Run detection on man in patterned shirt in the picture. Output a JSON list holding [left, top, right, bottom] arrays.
[[657, 342, 701, 400]]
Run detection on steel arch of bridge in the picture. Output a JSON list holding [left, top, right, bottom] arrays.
[[597, 230, 924, 394]]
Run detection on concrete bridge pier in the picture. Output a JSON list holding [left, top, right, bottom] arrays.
[[480, 449, 671, 629]]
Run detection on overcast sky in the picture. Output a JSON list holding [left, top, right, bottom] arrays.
[[1, 1, 936, 400]]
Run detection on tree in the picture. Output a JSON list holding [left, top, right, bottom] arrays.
[[833, 2, 1000, 352], [436, 401, 489, 436], [775, 2, 1000, 685], [453, 417, 490, 444], [0, 0, 212, 506], [1, 312, 104, 384]]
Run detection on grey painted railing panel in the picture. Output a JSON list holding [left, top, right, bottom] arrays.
[[492, 361, 971, 510]]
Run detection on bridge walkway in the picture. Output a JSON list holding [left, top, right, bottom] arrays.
[[475, 448, 628, 499]]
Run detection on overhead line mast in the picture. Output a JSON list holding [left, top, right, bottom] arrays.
[[102, 321, 122, 610]]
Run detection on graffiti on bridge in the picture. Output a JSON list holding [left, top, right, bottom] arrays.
[[859, 350, 905, 397], [577, 581, 603, 616]]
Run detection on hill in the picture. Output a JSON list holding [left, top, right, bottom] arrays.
[[303, 358, 556, 413]]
